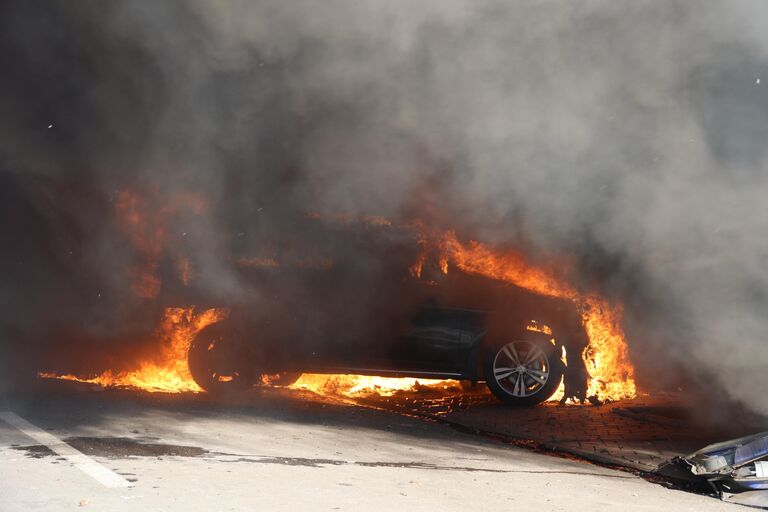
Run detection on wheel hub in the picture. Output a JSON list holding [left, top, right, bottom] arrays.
[[492, 340, 551, 398]]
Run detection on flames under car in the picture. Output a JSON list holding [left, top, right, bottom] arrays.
[[188, 302, 576, 406]]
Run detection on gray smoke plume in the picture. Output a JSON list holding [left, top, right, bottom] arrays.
[[2, 1, 767, 412]]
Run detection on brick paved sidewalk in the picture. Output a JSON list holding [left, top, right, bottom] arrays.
[[355, 390, 768, 472]]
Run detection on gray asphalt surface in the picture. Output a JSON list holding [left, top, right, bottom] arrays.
[[0, 385, 746, 511]]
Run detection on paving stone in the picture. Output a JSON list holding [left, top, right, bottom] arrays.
[[356, 391, 767, 472]]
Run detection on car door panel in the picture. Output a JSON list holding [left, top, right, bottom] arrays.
[[387, 307, 484, 373]]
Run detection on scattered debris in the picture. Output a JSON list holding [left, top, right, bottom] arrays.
[[658, 432, 768, 507]]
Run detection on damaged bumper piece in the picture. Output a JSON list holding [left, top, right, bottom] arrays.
[[658, 432, 768, 508]]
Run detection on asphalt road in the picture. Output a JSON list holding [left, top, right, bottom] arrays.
[[0, 385, 745, 511]]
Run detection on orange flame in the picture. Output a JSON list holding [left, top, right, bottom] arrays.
[[40, 307, 226, 393], [177, 257, 194, 285], [115, 190, 167, 299], [115, 188, 209, 297], [236, 256, 280, 268], [289, 374, 452, 396], [439, 231, 635, 401]]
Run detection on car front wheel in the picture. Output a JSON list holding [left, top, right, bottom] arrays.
[[483, 338, 563, 406]]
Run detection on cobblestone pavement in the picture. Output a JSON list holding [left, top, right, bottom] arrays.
[[352, 390, 768, 472]]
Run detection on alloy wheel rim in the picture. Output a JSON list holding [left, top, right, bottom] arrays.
[[492, 341, 551, 397]]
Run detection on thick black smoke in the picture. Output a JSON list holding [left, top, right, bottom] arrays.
[[2, 1, 767, 411]]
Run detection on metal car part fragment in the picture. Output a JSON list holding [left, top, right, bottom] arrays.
[[657, 432, 768, 508]]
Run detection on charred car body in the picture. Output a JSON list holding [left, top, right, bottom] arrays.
[[185, 218, 590, 406]]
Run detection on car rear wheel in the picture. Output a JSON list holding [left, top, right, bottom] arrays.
[[483, 338, 563, 406], [188, 321, 255, 394]]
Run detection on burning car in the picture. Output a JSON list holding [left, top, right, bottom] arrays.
[[185, 217, 590, 406], [10, 171, 630, 403]]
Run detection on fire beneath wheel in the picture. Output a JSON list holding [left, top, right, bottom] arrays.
[[39, 307, 226, 393]]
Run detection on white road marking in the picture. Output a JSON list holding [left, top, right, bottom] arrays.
[[0, 410, 132, 488]]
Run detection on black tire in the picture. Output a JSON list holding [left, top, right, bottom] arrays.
[[188, 321, 255, 394], [483, 336, 563, 406]]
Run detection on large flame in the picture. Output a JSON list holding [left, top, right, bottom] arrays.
[[439, 231, 636, 401], [39, 307, 225, 393], [289, 374, 453, 396]]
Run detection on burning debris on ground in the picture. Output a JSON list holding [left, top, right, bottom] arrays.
[[2, 1, 768, 510]]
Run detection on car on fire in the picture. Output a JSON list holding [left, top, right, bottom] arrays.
[[185, 218, 590, 406], [1, 170, 588, 405]]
